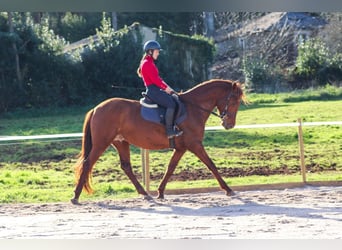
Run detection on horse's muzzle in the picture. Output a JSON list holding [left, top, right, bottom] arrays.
[[222, 122, 235, 130]]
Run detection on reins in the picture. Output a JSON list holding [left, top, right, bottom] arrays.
[[178, 97, 222, 118], [179, 90, 235, 120]]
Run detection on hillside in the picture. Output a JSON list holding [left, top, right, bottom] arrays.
[[210, 12, 328, 83]]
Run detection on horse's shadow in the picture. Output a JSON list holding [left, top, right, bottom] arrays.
[[96, 194, 342, 222]]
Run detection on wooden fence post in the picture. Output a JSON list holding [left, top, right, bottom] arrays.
[[297, 118, 307, 183], [141, 148, 150, 192], [141, 148, 145, 185]]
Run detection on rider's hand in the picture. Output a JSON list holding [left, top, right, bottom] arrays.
[[165, 86, 174, 94]]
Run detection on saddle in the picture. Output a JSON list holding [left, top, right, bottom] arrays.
[[140, 92, 187, 126]]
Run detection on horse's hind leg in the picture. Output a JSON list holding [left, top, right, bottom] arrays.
[[189, 142, 234, 196], [71, 146, 107, 205], [157, 149, 186, 199], [112, 141, 151, 200]]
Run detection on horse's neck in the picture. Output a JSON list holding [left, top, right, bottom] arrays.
[[181, 82, 226, 122], [182, 82, 225, 110]]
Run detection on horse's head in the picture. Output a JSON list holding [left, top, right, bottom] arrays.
[[217, 81, 246, 130]]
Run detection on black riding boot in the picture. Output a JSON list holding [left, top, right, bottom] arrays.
[[165, 108, 183, 138]]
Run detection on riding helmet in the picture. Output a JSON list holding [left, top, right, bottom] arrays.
[[143, 40, 162, 52]]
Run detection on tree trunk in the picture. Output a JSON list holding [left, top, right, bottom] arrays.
[[111, 12, 117, 30], [203, 12, 215, 38], [8, 12, 22, 84], [32, 12, 43, 23]]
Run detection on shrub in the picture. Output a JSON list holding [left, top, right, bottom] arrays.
[[81, 16, 143, 101], [293, 38, 342, 87], [0, 13, 215, 113], [242, 57, 283, 93]]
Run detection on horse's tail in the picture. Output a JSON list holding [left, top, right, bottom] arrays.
[[74, 109, 94, 194]]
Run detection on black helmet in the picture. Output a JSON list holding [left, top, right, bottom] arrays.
[[143, 40, 162, 52]]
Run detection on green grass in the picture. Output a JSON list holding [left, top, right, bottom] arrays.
[[1, 168, 341, 203], [0, 87, 341, 203], [157, 171, 342, 190], [0, 105, 90, 135]]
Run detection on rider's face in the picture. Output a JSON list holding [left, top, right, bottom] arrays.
[[152, 49, 160, 60]]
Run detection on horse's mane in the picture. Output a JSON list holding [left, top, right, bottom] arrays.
[[180, 79, 248, 104]]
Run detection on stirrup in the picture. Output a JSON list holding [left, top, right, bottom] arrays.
[[167, 129, 183, 138]]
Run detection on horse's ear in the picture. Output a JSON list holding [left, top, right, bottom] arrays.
[[232, 81, 241, 90], [232, 81, 238, 89]]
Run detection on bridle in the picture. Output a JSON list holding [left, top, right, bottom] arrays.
[[212, 90, 236, 121]]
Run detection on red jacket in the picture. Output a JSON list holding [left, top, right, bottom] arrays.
[[140, 55, 168, 90]]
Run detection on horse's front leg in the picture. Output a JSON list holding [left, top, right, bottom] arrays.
[[189, 142, 235, 196], [157, 149, 186, 199], [112, 141, 152, 200]]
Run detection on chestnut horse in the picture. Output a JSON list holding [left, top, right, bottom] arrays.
[[71, 79, 247, 204]]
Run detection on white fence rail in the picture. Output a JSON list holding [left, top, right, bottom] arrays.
[[1, 121, 341, 142], [0, 133, 83, 142], [206, 121, 342, 130]]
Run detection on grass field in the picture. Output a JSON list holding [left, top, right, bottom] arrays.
[[0, 86, 341, 203]]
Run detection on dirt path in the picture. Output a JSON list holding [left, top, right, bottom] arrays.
[[0, 186, 341, 239]]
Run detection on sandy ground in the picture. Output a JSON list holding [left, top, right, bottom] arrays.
[[0, 186, 341, 239]]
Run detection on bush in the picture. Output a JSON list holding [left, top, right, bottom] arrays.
[[81, 16, 143, 101], [293, 38, 342, 87], [242, 57, 283, 93], [325, 53, 342, 84], [157, 30, 215, 90], [59, 12, 88, 42], [0, 13, 215, 113], [80, 16, 215, 100]]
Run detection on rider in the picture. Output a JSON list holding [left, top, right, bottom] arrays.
[[137, 40, 183, 138]]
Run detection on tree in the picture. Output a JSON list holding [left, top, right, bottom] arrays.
[[111, 12, 117, 30], [8, 12, 22, 84], [294, 38, 342, 87], [319, 13, 342, 54], [203, 12, 215, 37], [117, 12, 202, 35]]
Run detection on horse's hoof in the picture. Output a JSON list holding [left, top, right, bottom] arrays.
[[142, 195, 153, 201], [156, 194, 164, 200], [70, 198, 81, 205], [226, 190, 235, 196]]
